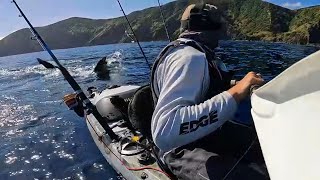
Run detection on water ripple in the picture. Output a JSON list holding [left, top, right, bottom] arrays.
[[0, 41, 318, 179]]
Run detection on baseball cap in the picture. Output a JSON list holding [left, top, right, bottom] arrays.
[[180, 3, 224, 32]]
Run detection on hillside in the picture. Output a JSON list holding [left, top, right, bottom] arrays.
[[0, 1, 188, 57], [282, 6, 320, 44], [228, 0, 320, 44], [0, 0, 319, 57]]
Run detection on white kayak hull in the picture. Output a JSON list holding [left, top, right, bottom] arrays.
[[251, 50, 320, 180]]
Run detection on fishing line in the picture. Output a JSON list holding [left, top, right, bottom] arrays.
[[11, 0, 119, 140], [116, 0, 151, 70], [157, 0, 171, 42], [222, 136, 258, 180], [222, 84, 263, 179], [28, 27, 47, 52]]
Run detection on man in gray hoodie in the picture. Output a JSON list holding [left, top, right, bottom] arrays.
[[151, 3, 267, 180]]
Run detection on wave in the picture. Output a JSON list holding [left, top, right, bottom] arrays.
[[105, 50, 124, 69], [0, 51, 127, 82]]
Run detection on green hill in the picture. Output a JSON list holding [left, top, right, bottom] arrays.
[[282, 6, 320, 44], [0, 1, 188, 57], [0, 0, 319, 57]]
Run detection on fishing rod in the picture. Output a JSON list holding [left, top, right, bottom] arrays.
[[157, 0, 171, 42], [121, 22, 135, 42], [116, 0, 151, 70], [11, 0, 119, 140]]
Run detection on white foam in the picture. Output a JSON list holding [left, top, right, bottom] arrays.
[[30, 155, 41, 160], [68, 65, 95, 78], [93, 163, 104, 170], [57, 150, 74, 160], [0, 65, 57, 78], [1, 50, 127, 81], [5, 156, 18, 164], [24, 160, 30, 164], [9, 170, 24, 176]]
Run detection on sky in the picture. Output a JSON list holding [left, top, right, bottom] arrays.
[[0, 0, 174, 39], [264, 0, 319, 9], [0, 0, 319, 40]]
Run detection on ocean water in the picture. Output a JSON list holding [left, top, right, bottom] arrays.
[[0, 41, 318, 180]]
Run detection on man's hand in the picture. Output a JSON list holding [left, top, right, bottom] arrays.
[[227, 72, 264, 103]]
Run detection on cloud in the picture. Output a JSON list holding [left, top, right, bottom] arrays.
[[282, 2, 303, 9]]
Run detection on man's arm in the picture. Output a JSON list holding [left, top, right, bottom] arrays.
[[151, 46, 238, 152]]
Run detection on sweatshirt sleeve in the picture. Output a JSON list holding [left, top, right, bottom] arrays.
[[151, 46, 238, 152]]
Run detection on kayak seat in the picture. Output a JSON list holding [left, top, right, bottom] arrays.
[[109, 95, 136, 133], [128, 85, 178, 179], [128, 85, 154, 138]]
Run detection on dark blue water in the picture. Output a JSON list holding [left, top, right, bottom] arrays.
[[0, 41, 318, 179]]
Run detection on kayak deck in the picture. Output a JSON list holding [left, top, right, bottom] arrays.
[[86, 113, 171, 180]]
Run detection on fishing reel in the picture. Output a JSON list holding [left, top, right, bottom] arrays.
[[63, 93, 85, 117]]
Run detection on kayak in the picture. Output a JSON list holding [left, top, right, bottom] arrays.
[[251, 50, 320, 180], [85, 85, 172, 180]]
